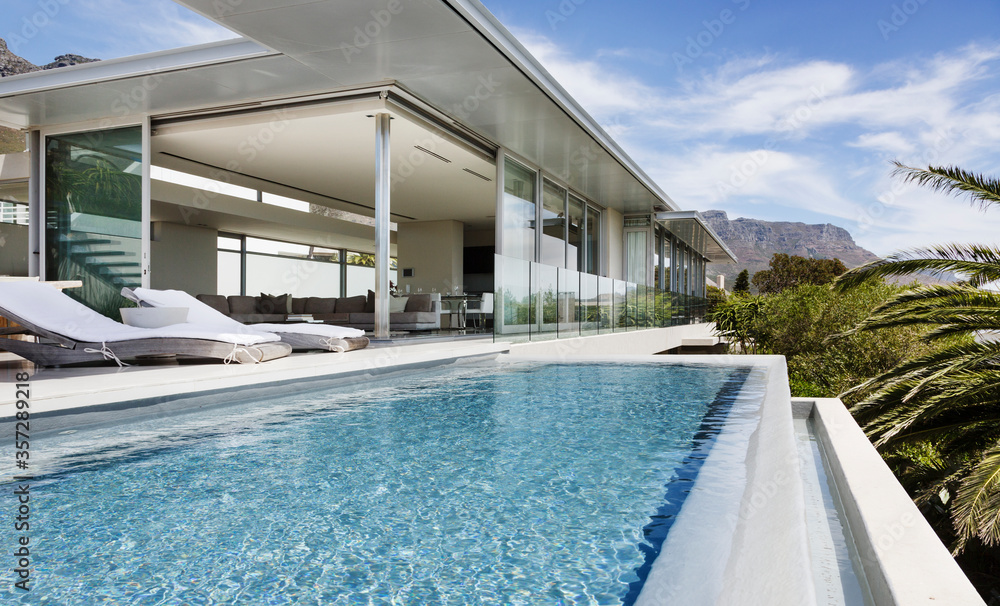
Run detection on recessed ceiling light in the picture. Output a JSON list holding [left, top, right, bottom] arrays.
[[414, 146, 451, 163], [462, 168, 492, 182]]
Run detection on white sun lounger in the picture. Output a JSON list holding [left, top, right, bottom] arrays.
[[125, 288, 370, 353], [0, 281, 291, 366]]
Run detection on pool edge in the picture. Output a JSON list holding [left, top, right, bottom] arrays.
[[798, 397, 984, 606]]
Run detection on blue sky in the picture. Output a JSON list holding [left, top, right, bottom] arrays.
[[6, 0, 1000, 255]]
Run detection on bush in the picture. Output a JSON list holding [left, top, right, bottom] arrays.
[[711, 280, 943, 403]]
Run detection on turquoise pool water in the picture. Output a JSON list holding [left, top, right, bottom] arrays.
[[2, 362, 755, 604]]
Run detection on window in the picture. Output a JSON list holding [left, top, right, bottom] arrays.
[[567, 194, 585, 272], [541, 179, 567, 267], [585, 205, 601, 275], [502, 159, 537, 262], [0, 182, 29, 225]]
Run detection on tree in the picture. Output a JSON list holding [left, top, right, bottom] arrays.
[[834, 162, 1000, 557], [733, 269, 751, 294], [751, 253, 847, 294], [710, 281, 933, 398], [707, 294, 763, 354]]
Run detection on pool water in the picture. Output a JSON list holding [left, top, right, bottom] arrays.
[[2, 362, 757, 604]]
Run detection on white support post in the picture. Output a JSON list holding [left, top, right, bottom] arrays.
[[141, 117, 152, 288], [374, 112, 392, 340], [28, 130, 41, 278]]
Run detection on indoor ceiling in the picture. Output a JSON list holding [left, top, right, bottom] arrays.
[[152, 103, 497, 230]]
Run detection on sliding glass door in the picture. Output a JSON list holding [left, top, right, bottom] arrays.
[[45, 126, 142, 317]]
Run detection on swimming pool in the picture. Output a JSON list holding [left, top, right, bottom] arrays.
[[2, 360, 760, 604]]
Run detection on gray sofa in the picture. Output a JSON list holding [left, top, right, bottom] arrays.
[[196, 292, 442, 331]]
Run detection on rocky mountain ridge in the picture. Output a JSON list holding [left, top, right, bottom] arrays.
[[703, 210, 881, 288], [0, 37, 99, 77], [0, 37, 99, 153]]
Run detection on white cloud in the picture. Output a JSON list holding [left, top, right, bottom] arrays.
[[515, 30, 657, 115], [849, 132, 915, 156], [71, 0, 237, 58], [514, 31, 1000, 254]]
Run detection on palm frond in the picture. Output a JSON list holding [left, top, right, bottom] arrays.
[[892, 161, 1000, 213], [834, 244, 1000, 290], [953, 445, 1000, 549]]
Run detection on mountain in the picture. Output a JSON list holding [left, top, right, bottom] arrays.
[[702, 210, 881, 289], [0, 38, 100, 153]]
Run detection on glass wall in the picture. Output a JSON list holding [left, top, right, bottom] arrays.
[[625, 230, 647, 285], [0, 181, 30, 277], [346, 251, 397, 297], [502, 160, 537, 262], [567, 194, 585, 272], [217, 235, 242, 296], [494, 253, 708, 342], [540, 180, 567, 268], [585, 205, 601, 275], [0, 182, 29, 225], [246, 238, 341, 297], [216, 235, 393, 299], [45, 126, 142, 317]]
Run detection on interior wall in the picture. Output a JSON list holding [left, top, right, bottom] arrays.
[[150, 222, 218, 294], [397, 220, 464, 294], [463, 228, 494, 247], [0, 223, 29, 276], [605, 208, 624, 281]]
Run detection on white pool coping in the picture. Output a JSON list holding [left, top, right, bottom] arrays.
[[0, 340, 509, 432], [799, 398, 984, 606]]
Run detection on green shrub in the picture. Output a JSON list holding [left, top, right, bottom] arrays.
[[711, 280, 944, 403]]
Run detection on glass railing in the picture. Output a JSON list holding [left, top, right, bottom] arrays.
[[494, 254, 708, 342]]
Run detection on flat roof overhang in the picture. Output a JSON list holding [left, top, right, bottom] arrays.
[[0, 0, 678, 218], [655, 211, 738, 264]]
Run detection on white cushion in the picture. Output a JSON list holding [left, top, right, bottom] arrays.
[[0, 282, 278, 346], [389, 296, 409, 313]]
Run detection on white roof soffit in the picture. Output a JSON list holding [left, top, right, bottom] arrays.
[[656, 211, 738, 264], [0, 0, 676, 214]]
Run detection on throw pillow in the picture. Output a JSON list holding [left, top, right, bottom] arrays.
[[258, 293, 292, 315], [335, 295, 368, 313], [389, 296, 409, 313], [404, 293, 433, 312]]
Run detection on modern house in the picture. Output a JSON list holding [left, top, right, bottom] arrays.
[[0, 0, 734, 342]]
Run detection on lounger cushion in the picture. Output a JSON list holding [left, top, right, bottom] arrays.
[[304, 297, 337, 314], [291, 297, 308, 314], [404, 294, 433, 312], [228, 296, 257, 315], [0, 282, 279, 346], [336, 295, 367, 313], [132, 288, 365, 344], [365, 290, 376, 313], [196, 294, 230, 315]]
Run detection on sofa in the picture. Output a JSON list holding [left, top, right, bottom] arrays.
[[195, 292, 442, 331]]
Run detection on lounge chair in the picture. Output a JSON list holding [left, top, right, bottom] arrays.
[[124, 288, 370, 353], [0, 281, 291, 366]]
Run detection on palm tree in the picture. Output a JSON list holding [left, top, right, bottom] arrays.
[[834, 161, 1000, 554]]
